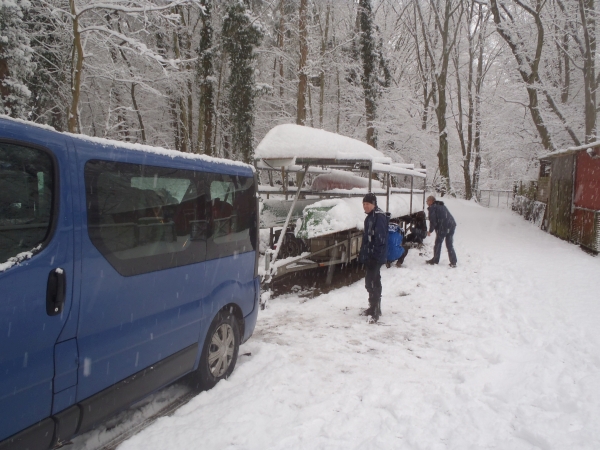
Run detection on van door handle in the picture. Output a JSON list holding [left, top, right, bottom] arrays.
[[46, 268, 66, 316]]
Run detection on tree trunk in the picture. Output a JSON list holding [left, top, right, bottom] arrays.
[[561, 30, 570, 103], [307, 82, 314, 127], [453, 45, 472, 200], [358, 0, 378, 148], [580, 0, 597, 143], [332, 6, 340, 133], [296, 0, 308, 125], [433, 0, 460, 193], [274, 0, 284, 99], [213, 50, 226, 153], [472, 21, 485, 195], [130, 83, 146, 143], [197, 0, 214, 155], [68, 0, 84, 133], [435, 80, 450, 192], [318, 3, 330, 128], [413, 2, 431, 131], [170, 95, 181, 151], [117, 41, 146, 143]]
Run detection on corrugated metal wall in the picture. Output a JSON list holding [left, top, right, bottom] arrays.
[[574, 149, 600, 211], [571, 208, 600, 252], [548, 155, 575, 241], [536, 177, 550, 203]]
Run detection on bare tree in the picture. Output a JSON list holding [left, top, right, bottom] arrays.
[[60, 0, 194, 133], [489, 0, 580, 150], [416, 0, 464, 193], [453, 1, 494, 199]]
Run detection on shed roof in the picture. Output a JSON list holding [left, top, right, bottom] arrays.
[[540, 142, 600, 159]]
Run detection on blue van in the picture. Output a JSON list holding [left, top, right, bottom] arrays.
[[0, 117, 260, 449]]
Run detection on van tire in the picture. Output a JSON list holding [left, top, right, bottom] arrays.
[[197, 310, 240, 389]]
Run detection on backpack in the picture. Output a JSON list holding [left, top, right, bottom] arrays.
[[387, 223, 405, 262]]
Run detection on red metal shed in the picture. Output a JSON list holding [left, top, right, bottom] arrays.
[[540, 144, 600, 253]]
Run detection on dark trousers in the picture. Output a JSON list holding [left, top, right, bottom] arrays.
[[432, 228, 457, 264], [398, 233, 423, 264], [365, 263, 383, 303]]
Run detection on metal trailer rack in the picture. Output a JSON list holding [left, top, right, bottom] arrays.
[[256, 155, 427, 286]]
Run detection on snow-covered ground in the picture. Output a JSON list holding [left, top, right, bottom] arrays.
[[118, 199, 600, 450]]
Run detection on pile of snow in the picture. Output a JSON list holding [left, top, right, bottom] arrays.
[[255, 124, 391, 164], [295, 195, 418, 239], [117, 198, 600, 450]]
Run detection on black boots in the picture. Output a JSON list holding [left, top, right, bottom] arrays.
[[372, 298, 381, 322], [360, 306, 374, 316], [361, 298, 381, 322]]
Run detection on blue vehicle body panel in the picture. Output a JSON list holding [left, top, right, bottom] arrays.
[[0, 120, 76, 441], [0, 118, 260, 445], [73, 139, 256, 400], [53, 339, 79, 393], [242, 277, 261, 343], [75, 254, 207, 399]]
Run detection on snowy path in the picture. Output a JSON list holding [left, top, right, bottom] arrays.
[[119, 199, 600, 450]]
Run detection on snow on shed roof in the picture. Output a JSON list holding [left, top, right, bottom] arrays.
[[541, 141, 600, 159], [255, 124, 391, 164]]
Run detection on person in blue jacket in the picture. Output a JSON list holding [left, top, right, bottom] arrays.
[[426, 195, 457, 267], [358, 193, 388, 322]]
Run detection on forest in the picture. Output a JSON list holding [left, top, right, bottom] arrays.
[[0, 0, 597, 199]]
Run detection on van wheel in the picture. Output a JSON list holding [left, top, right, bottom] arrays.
[[197, 311, 240, 389]]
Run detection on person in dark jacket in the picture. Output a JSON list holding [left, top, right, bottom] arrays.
[[396, 210, 428, 266], [358, 193, 388, 322], [426, 195, 457, 267]]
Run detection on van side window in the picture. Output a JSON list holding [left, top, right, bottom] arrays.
[[0, 143, 54, 265], [85, 160, 210, 276], [206, 174, 257, 260]]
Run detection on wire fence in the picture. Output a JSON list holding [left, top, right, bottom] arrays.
[[477, 189, 514, 209]]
